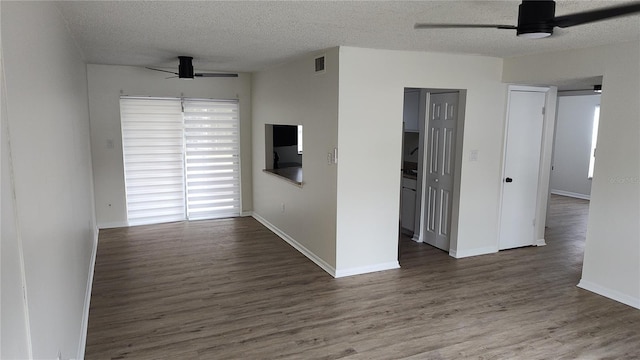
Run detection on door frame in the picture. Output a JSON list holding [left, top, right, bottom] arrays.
[[498, 85, 558, 249], [413, 91, 430, 243]]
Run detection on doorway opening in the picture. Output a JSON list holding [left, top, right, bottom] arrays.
[[399, 87, 466, 264], [550, 80, 602, 201], [497, 77, 600, 257], [545, 77, 602, 249]]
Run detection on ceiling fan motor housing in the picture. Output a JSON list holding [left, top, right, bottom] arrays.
[[178, 56, 194, 78], [517, 0, 556, 37]]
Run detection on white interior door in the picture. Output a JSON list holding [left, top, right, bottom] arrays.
[[499, 90, 546, 250], [424, 92, 458, 251]]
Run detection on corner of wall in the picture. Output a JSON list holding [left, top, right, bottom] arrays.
[[578, 279, 640, 310], [252, 213, 336, 277], [450, 246, 498, 259], [334, 262, 400, 278]]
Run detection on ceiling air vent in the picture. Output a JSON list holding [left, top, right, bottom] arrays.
[[314, 55, 325, 74]]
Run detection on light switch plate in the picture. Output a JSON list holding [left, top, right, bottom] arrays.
[[469, 150, 478, 162]]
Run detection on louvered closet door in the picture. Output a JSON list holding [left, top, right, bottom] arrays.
[[183, 100, 241, 220], [120, 98, 186, 226]]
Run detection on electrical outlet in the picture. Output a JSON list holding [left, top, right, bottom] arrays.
[[327, 152, 333, 164]]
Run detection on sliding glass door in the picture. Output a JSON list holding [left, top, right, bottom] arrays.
[[120, 97, 240, 226], [183, 100, 240, 220]]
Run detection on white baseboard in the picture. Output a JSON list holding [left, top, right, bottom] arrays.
[[535, 238, 547, 246], [77, 228, 99, 360], [252, 213, 337, 277], [450, 245, 498, 259], [334, 261, 400, 278], [241, 210, 253, 217], [551, 190, 591, 200], [578, 279, 640, 309], [97, 221, 128, 229]]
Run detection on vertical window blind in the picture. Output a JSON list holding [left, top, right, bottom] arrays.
[[120, 97, 240, 226]]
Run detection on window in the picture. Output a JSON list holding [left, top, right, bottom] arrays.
[[588, 105, 600, 179], [120, 97, 240, 226]]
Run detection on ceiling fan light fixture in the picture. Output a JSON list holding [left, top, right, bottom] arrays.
[[414, 0, 640, 40], [516, 0, 555, 39], [517, 31, 552, 39], [178, 56, 194, 79]]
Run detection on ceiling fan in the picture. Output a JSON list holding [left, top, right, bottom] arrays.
[[415, 0, 640, 39], [146, 56, 238, 79]]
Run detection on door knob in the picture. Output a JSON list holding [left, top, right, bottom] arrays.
[[505, 177, 513, 183]]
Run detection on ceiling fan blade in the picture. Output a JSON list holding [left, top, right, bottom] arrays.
[[553, 2, 640, 28], [146, 67, 178, 75], [414, 23, 517, 30], [194, 73, 239, 78]]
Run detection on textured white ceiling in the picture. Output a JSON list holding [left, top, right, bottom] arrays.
[[55, 0, 640, 73]]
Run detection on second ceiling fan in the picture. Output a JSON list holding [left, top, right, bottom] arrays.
[[415, 0, 640, 39]]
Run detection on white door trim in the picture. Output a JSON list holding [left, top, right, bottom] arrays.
[[414, 92, 430, 243], [498, 85, 558, 250]]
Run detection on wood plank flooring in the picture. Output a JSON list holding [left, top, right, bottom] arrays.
[[86, 195, 640, 359]]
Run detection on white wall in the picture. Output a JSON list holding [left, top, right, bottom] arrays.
[[87, 64, 252, 228], [551, 95, 600, 199], [1, 2, 97, 358], [336, 47, 506, 273], [504, 41, 640, 309], [252, 48, 339, 272], [1, 3, 31, 354]]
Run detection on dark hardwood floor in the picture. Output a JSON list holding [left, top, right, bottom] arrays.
[[86, 195, 640, 359]]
